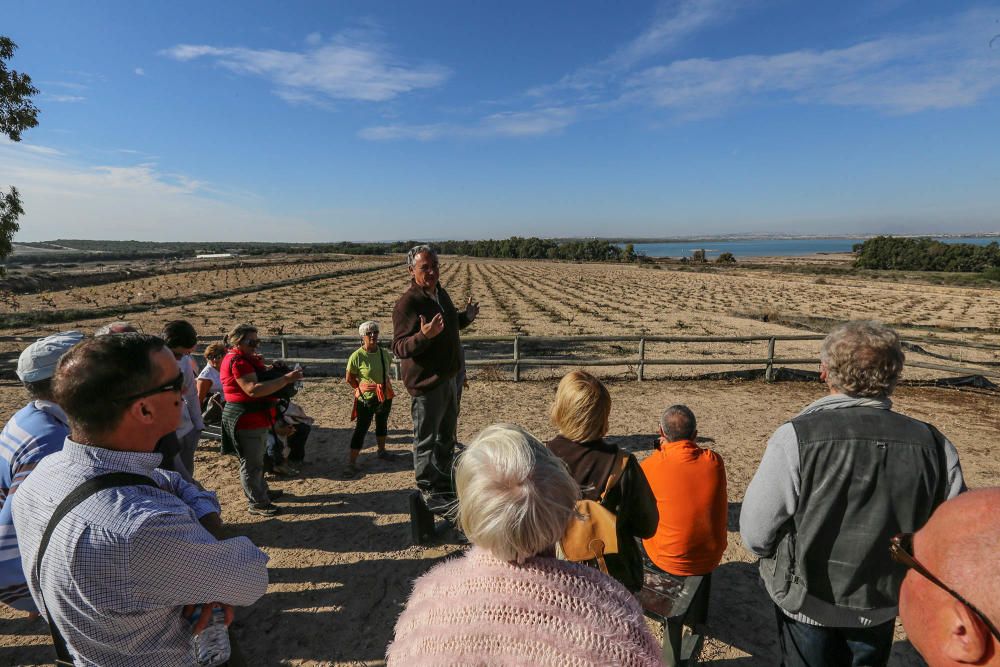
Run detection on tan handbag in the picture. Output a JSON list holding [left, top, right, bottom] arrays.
[[558, 451, 629, 575]]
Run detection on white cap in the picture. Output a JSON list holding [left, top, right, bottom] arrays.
[[16, 331, 85, 383]]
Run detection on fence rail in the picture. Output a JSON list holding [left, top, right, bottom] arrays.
[[1, 333, 997, 382], [272, 333, 1000, 383]]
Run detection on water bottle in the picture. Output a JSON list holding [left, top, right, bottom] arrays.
[[293, 363, 304, 391], [190, 605, 231, 667]]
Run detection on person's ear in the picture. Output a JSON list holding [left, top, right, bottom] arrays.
[[128, 400, 156, 425], [819, 361, 829, 384], [942, 599, 991, 664], [657, 426, 667, 440]]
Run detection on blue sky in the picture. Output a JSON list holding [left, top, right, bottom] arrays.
[[2, 0, 1000, 242]]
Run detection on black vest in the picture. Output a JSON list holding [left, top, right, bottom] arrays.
[[760, 407, 948, 613]]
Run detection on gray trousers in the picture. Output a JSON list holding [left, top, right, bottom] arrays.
[[411, 379, 459, 515], [234, 427, 271, 507], [178, 428, 202, 477]]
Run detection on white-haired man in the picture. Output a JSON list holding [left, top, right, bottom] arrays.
[[392, 245, 478, 516], [0, 331, 84, 612], [896, 488, 1000, 667], [740, 320, 965, 667]]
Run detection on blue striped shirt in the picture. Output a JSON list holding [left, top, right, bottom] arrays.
[[0, 400, 69, 610], [12, 439, 269, 666]]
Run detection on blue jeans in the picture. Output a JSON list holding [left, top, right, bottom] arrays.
[[774, 605, 895, 667]]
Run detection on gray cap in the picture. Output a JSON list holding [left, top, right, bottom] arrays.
[[16, 331, 85, 383]]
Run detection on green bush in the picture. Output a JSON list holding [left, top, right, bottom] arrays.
[[854, 236, 1000, 272]]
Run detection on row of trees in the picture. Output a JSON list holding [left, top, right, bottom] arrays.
[[20, 237, 640, 264], [853, 236, 1000, 272]]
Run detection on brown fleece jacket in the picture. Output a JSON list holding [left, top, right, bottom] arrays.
[[391, 281, 471, 396]]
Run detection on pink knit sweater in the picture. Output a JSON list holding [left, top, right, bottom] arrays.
[[386, 547, 661, 666]]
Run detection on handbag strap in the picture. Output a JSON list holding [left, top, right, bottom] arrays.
[[599, 450, 629, 504], [34, 472, 159, 665]]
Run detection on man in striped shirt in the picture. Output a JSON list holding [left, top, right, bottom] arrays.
[[13, 333, 269, 666], [0, 331, 84, 611]]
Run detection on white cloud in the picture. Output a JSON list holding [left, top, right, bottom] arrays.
[[161, 30, 450, 103], [134, 67, 145, 76], [43, 94, 86, 103], [623, 12, 1000, 116], [0, 144, 325, 242], [16, 143, 65, 157], [305, 32, 323, 47], [530, 0, 734, 99], [360, 107, 575, 141], [362, 5, 1000, 142], [40, 80, 88, 92]]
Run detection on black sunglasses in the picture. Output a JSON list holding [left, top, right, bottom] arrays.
[[243, 338, 260, 347], [115, 372, 185, 404], [891, 533, 1000, 642], [363, 331, 379, 337]]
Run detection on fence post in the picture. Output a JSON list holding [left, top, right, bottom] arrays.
[[280, 336, 288, 360], [513, 334, 521, 382], [638, 338, 645, 382], [765, 337, 776, 382]]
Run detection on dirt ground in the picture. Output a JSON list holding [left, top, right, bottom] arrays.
[[1, 373, 996, 666]]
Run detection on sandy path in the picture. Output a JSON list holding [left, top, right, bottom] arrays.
[[1, 374, 996, 666]]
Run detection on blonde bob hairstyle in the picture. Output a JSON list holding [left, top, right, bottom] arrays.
[[226, 323, 258, 349], [820, 320, 905, 398], [455, 424, 580, 563], [550, 370, 611, 443]]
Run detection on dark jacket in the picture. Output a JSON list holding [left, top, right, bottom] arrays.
[[392, 282, 471, 396], [761, 407, 954, 620], [547, 435, 659, 592]]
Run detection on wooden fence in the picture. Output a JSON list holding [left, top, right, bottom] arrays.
[[267, 333, 1000, 383], [1, 333, 997, 383]]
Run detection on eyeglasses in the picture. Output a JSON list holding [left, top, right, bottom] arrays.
[[363, 332, 379, 337], [115, 372, 185, 404], [243, 339, 260, 347], [891, 533, 1000, 642]]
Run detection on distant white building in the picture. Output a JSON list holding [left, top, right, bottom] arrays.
[[195, 253, 235, 259]]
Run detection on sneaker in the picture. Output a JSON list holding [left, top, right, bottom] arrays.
[[247, 503, 280, 517], [273, 463, 298, 476], [267, 489, 285, 501], [341, 463, 361, 479], [375, 450, 399, 460]]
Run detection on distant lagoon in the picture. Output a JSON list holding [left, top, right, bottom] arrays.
[[630, 237, 999, 259]]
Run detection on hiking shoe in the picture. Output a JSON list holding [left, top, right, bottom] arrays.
[[247, 503, 280, 517], [274, 463, 298, 476], [267, 489, 285, 501]]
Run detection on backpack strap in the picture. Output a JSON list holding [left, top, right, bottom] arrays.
[[34, 472, 159, 666], [599, 450, 630, 503]]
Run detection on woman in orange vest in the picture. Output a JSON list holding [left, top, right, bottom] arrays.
[[345, 320, 396, 478]]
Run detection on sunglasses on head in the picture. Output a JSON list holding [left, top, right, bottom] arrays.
[[116, 371, 185, 404], [891, 533, 1000, 642]]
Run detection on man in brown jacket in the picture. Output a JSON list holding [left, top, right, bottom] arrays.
[[392, 245, 478, 515]]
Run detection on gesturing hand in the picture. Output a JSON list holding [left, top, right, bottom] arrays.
[[419, 313, 445, 339], [464, 296, 480, 323]]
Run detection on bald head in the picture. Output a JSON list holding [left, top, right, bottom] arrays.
[[659, 405, 697, 443], [900, 488, 1000, 666]]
